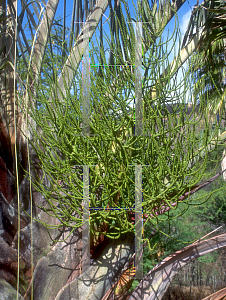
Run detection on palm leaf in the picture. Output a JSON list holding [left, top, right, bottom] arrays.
[[56, 0, 111, 102], [75, 0, 80, 39], [202, 287, 226, 300], [21, 0, 38, 30], [62, 0, 66, 65], [129, 231, 226, 300], [69, 0, 76, 52]]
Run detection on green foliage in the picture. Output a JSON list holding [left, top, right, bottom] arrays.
[[17, 0, 224, 243], [128, 200, 214, 293], [143, 204, 211, 272], [143, 150, 226, 271], [128, 159, 226, 294], [197, 252, 217, 264], [194, 177, 226, 227]]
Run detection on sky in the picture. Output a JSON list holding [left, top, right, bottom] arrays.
[[53, 0, 197, 36], [50, 0, 198, 64], [17, 0, 199, 68], [16, 0, 200, 109], [68, 0, 199, 106]]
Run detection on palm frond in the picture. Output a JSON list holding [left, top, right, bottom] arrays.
[[129, 231, 226, 300]]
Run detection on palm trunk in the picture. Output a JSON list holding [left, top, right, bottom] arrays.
[[0, 0, 18, 158]]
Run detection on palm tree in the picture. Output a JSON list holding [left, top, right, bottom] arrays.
[[2, 0, 226, 299], [181, 0, 226, 180], [143, 0, 226, 169], [182, 0, 226, 116], [0, 0, 189, 298]]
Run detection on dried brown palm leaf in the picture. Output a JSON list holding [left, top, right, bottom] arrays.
[[129, 231, 226, 300], [202, 286, 226, 300]]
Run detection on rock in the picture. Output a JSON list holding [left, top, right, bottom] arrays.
[[11, 147, 65, 267], [0, 236, 32, 295], [0, 277, 24, 300], [24, 226, 82, 300], [9, 146, 52, 223], [12, 203, 63, 267], [0, 190, 28, 244], [55, 233, 134, 300]]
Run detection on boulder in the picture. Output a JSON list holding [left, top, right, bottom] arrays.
[[0, 278, 24, 300], [55, 233, 134, 300], [24, 226, 83, 300], [12, 203, 63, 267]]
